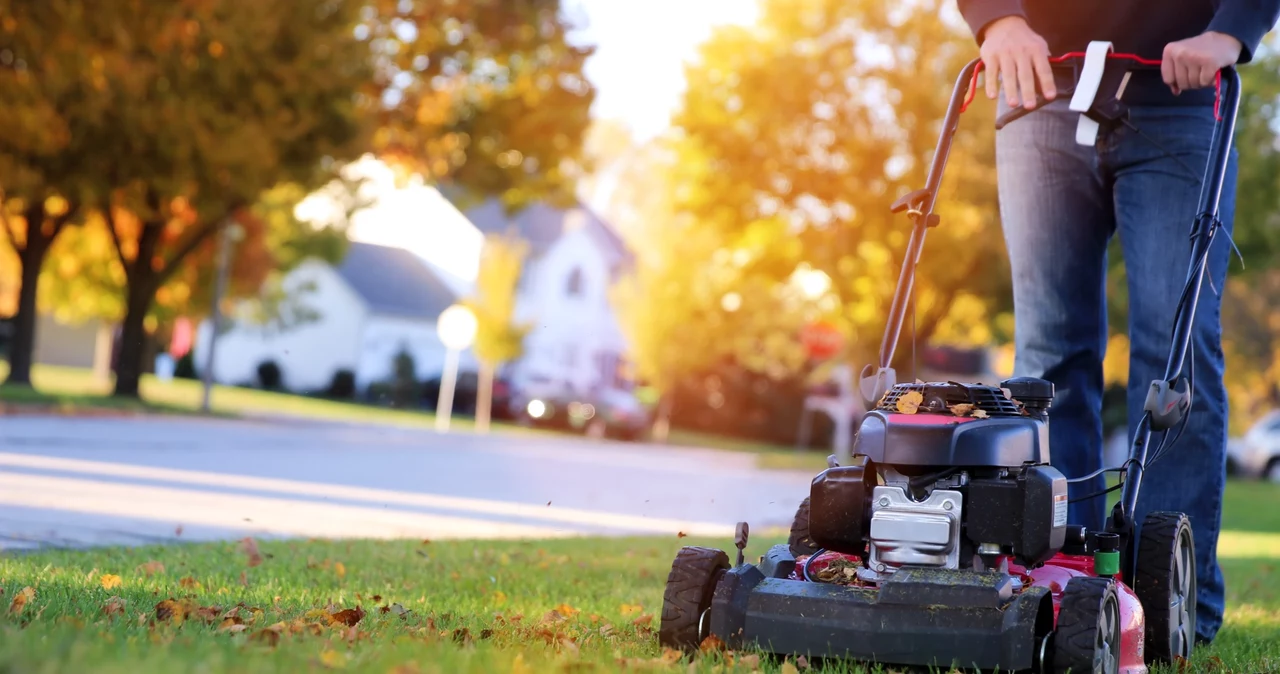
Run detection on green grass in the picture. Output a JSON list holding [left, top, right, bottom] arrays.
[[1, 482, 1277, 673]]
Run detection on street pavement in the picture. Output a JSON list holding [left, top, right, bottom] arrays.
[[0, 414, 815, 551]]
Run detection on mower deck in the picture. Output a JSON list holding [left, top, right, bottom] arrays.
[[705, 545, 1145, 673]]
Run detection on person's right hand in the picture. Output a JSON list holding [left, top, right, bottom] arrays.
[[980, 16, 1057, 110]]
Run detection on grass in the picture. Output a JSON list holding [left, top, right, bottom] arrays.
[[0, 482, 1276, 673], [0, 363, 830, 471]]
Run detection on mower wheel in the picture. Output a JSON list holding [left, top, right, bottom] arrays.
[[1052, 576, 1121, 674], [659, 546, 729, 651], [1134, 511, 1197, 664], [787, 497, 820, 557]]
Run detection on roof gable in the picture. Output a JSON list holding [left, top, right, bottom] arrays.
[[335, 242, 458, 319], [461, 198, 633, 266]]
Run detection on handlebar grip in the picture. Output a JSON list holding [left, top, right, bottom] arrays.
[[994, 93, 1054, 130]]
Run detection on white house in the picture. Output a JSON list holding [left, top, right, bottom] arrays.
[[461, 199, 635, 397], [194, 241, 475, 393]]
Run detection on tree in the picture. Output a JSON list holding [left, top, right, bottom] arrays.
[[0, 0, 116, 385], [463, 232, 532, 432]]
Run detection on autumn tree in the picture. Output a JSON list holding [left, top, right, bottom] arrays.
[[0, 1, 115, 385], [642, 0, 1005, 393], [463, 232, 532, 433]]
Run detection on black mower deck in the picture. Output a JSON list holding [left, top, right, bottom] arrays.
[[710, 546, 1053, 671]]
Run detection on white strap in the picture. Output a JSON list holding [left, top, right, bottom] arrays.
[[1070, 41, 1113, 146]]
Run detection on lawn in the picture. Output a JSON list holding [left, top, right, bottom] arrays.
[[0, 364, 825, 471], [1, 482, 1277, 674]]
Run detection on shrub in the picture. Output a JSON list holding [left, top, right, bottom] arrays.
[[174, 351, 198, 380], [256, 360, 284, 391], [327, 369, 356, 399]]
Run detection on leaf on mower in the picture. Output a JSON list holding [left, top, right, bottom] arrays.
[[948, 403, 975, 416], [896, 391, 924, 414], [971, 409, 989, 419]]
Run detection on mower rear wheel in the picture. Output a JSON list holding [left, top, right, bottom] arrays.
[[1052, 576, 1121, 674], [659, 546, 729, 651], [1134, 511, 1197, 664], [788, 497, 820, 558]]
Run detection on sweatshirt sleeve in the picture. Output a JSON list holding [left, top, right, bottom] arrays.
[[1206, 0, 1280, 64], [956, 0, 1027, 44]]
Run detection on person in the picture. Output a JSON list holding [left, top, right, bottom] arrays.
[[955, 0, 1280, 646]]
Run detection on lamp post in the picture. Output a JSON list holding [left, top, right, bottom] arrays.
[[435, 303, 477, 432], [200, 220, 245, 414]]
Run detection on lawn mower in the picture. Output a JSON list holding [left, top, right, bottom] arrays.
[[659, 42, 1239, 673]]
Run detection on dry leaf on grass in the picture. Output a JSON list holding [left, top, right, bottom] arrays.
[[102, 596, 127, 618], [179, 577, 200, 589], [796, 655, 811, 670], [9, 587, 35, 615], [334, 562, 346, 579], [619, 603, 642, 615], [240, 537, 264, 567], [632, 613, 654, 627], [781, 662, 801, 674], [100, 574, 122, 590], [330, 607, 365, 627], [138, 561, 165, 576], [896, 390, 924, 414], [698, 634, 725, 653]]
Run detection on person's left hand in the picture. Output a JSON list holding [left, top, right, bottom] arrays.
[[1162, 31, 1243, 94]]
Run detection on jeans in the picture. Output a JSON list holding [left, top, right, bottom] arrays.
[[994, 98, 1235, 643]]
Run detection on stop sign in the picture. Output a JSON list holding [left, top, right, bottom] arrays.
[[801, 322, 844, 360]]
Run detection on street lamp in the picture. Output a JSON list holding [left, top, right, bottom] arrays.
[[435, 303, 477, 432], [201, 220, 245, 414]]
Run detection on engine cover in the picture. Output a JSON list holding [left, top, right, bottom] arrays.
[[966, 465, 1069, 566], [867, 485, 963, 573], [809, 455, 875, 556]]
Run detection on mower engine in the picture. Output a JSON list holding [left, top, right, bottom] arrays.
[[809, 376, 1069, 582]]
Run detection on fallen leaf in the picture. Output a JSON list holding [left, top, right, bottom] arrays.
[[619, 603, 642, 615], [138, 561, 165, 576], [100, 574, 123, 590], [541, 609, 567, 625], [554, 603, 579, 617], [330, 607, 365, 627], [896, 390, 924, 414], [781, 662, 801, 674], [251, 628, 281, 647], [102, 596, 127, 618], [218, 617, 245, 631], [319, 649, 346, 669], [240, 537, 264, 567], [659, 648, 683, 664], [512, 653, 534, 674], [677, 532, 688, 538], [737, 654, 761, 669], [698, 634, 725, 653], [494, 591, 507, 605], [948, 403, 975, 417], [971, 409, 990, 419], [9, 587, 35, 615], [155, 599, 188, 624], [421, 539, 432, 545], [179, 576, 200, 589], [192, 606, 222, 624], [390, 664, 421, 674], [452, 627, 473, 645], [372, 595, 382, 603], [632, 613, 653, 627], [239, 571, 249, 588], [334, 562, 346, 579], [796, 655, 811, 670]]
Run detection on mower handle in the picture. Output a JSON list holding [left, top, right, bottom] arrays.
[[988, 55, 1171, 131]]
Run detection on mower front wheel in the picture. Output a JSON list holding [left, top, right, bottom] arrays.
[[788, 497, 820, 557], [1052, 576, 1121, 674], [659, 546, 729, 651], [1134, 511, 1197, 664]]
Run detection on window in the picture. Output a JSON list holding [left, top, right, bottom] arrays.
[[566, 267, 583, 297]]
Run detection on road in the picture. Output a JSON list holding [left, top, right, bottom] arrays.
[[0, 414, 814, 551]]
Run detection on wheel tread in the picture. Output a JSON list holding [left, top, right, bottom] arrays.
[[1053, 576, 1118, 674], [788, 497, 819, 557], [658, 546, 730, 651], [1133, 510, 1196, 664]]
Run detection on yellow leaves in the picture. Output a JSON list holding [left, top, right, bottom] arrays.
[[493, 591, 508, 606], [619, 603, 643, 616], [100, 574, 123, 590], [334, 562, 346, 579], [896, 390, 924, 414], [9, 587, 35, 615], [781, 662, 801, 674]]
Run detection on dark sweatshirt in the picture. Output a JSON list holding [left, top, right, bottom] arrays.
[[956, 0, 1280, 106]]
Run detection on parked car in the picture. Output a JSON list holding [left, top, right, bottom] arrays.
[[511, 383, 651, 441], [1229, 409, 1280, 482]]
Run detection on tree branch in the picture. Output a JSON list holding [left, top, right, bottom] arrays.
[[103, 207, 132, 273], [155, 216, 222, 287]]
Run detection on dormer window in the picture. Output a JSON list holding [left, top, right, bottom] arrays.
[[566, 267, 583, 297]]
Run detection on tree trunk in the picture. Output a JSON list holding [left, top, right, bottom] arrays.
[[112, 218, 165, 399], [3, 203, 51, 387], [476, 359, 495, 433]]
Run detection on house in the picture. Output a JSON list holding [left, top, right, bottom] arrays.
[[461, 199, 635, 398], [193, 241, 475, 393]]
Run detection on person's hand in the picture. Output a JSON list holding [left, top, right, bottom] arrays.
[[1162, 32, 1242, 95], [980, 15, 1056, 110]]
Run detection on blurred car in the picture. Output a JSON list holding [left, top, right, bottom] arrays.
[[1229, 409, 1280, 482], [512, 384, 651, 441]]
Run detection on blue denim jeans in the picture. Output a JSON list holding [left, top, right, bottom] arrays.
[[994, 98, 1234, 643]]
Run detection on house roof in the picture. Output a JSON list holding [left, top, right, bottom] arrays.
[[461, 198, 634, 267], [335, 242, 459, 319]]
